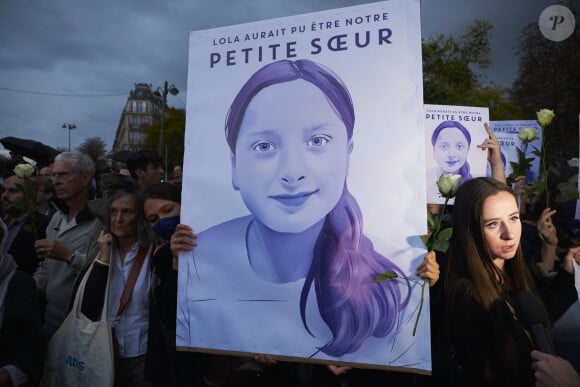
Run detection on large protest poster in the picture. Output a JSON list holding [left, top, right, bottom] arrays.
[[425, 104, 489, 204], [488, 120, 542, 184], [178, 0, 430, 372]]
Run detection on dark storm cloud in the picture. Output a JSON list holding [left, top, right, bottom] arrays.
[[0, 0, 557, 153]]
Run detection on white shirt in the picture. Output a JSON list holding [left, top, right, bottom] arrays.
[[108, 242, 152, 358]]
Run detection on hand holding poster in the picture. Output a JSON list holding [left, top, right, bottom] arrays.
[[178, 0, 430, 373]]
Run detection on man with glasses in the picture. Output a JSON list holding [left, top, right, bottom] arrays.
[[33, 152, 102, 338]]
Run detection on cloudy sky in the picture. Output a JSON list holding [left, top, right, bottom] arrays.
[[0, 0, 555, 154]]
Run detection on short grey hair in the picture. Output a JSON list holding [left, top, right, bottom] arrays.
[[55, 152, 95, 177]]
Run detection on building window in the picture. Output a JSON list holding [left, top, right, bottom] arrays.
[[128, 116, 149, 128], [130, 131, 146, 145], [132, 101, 145, 112]]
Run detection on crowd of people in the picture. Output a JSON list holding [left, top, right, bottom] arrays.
[[0, 141, 579, 387]]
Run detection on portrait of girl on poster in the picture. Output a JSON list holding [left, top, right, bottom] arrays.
[[177, 59, 435, 369]]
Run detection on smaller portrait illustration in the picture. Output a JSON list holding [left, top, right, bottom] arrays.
[[488, 120, 542, 184], [425, 104, 489, 204]]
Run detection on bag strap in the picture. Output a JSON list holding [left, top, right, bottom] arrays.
[[114, 244, 149, 322]]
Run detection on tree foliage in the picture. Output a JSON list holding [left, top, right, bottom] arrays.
[[511, 0, 580, 161], [422, 20, 521, 120], [76, 137, 108, 167], [142, 107, 186, 173], [422, 20, 491, 105]]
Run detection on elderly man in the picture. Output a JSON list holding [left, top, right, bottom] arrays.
[[1, 172, 50, 275], [33, 152, 102, 338]]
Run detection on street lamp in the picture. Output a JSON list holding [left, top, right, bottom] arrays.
[[62, 123, 77, 151], [156, 81, 179, 181]]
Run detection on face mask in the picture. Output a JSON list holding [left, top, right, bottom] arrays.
[[152, 215, 180, 241]]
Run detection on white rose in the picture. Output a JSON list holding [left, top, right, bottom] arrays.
[[568, 158, 579, 168], [437, 174, 461, 198], [536, 109, 555, 127], [517, 127, 539, 143], [13, 163, 35, 179]]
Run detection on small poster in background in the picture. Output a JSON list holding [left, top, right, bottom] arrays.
[[488, 120, 542, 184], [424, 104, 489, 204]]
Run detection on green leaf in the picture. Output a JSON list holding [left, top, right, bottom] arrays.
[[558, 182, 580, 200], [509, 162, 522, 176], [433, 239, 449, 253], [532, 150, 542, 158], [426, 210, 437, 230], [548, 166, 560, 177], [435, 227, 453, 241], [420, 234, 430, 249], [375, 270, 399, 283], [524, 186, 538, 195], [532, 180, 546, 193], [507, 172, 519, 185]]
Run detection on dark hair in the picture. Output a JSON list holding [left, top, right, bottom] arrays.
[[25, 176, 42, 194], [0, 157, 17, 179], [225, 59, 354, 153], [431, 120, 472, 183], [126, 150, 163, 180], [446, 177, 532, 309], [225, 59, 409, 356], [143, 183, 181, 204]]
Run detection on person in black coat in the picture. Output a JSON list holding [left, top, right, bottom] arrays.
[[1, 173, 50, 276], [0, 219, 45, 387], [445, 178, 536, 387]]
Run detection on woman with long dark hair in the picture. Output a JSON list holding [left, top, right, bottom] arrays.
[[445, 177, 536, 386]]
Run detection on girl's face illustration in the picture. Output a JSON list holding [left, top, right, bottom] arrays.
[[232, 79, 352, 233], [433, 127, 469, 173]]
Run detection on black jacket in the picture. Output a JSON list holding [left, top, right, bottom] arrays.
[[0, 271, 46, 385], [6, 213, 50, 275]]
